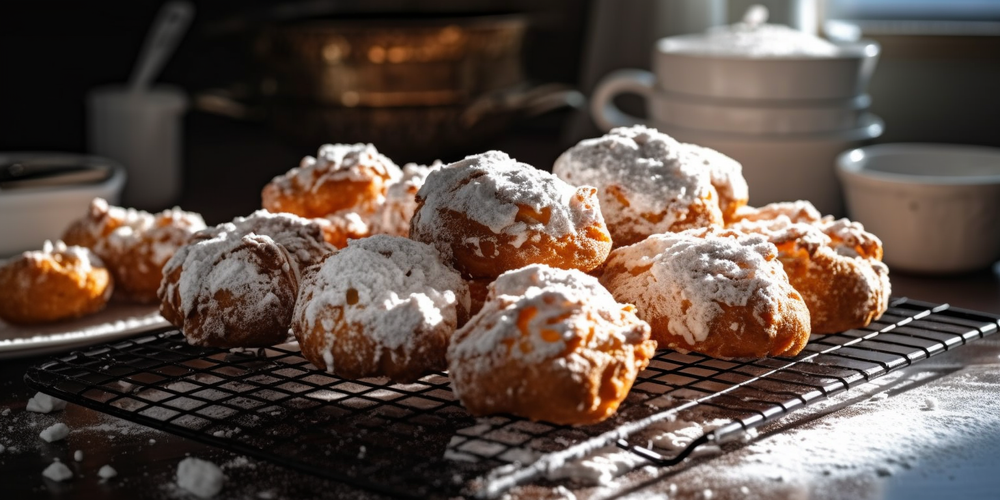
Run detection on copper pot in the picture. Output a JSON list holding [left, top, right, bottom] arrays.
[[254, 15, 526, 107]]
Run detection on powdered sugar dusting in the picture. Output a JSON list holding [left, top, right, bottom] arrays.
[[601, 227, 786, 345], [295, 235, 469, 373], [553, 125, 720, 243], [449, 265, 649, 367], [159, 211, 332, 345], [680, 143, 748, 218], [370, 161, 441, 237], [414, 151, 599, 250]]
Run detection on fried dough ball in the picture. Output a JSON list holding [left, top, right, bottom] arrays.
[[680, 143, 749, 223], [448, 265, 656, 425], [315, 211, 372, 249], [261, 143, 401, 219], [62, 198, 206, 303], [369, 161, 441, 237], [600, 227, 811, 359], [554, 125, 739, 247], [0, 241, 112, 324], [292, 235, 470, 383], [410, 151, 612, 279], [730, 201, 891, 334], [158, 210, 334, 348]]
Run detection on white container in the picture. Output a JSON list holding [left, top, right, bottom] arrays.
[[0, 153, 125, 257], [837, 143, 1000, 274], [591, 68, 871, 134], [87, 85, 187, 211], [657, 114, 884, 216], [652, 35, 879, 100]]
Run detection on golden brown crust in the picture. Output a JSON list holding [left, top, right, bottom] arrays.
[[62, 198, 205, 304], [0, 243, 112, 325], [159, 236, 299, 347], [729, 202, 891, 334], [261, 144, 400, 219], [601, 183, 724, 247], [410, 186, 612, 279], [447, 265, 656, 425], [158, 211, 334, 348], [292, 236, 470, 383], [600, 228, 812, 360]]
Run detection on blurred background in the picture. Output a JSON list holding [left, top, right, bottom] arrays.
[[1, 0, 999, 224]]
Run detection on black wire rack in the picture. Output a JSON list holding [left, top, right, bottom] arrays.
[[23, 298, 1000, 498]]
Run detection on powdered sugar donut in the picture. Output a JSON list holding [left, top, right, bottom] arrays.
[[600, 227, 811, 359], [448, 265, 656, 425], [292, 235, 470, 383], [261, 143, 401, 219], [62, 198, 206, 303], [680, 143, 749, 223], [315, 211, 371, 249], [410, 151, 612, 279], [158, 210, 334, 348], [0, 241, 112, 324], [730, 202, 890, 334], [369, 161, 441, 237], [553, 125, 729, 247]]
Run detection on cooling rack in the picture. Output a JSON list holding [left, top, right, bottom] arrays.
[[24, 298, 1000, 498]]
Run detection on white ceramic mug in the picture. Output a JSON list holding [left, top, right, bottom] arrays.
[[87, 85, 187, 210], [591, 68, 872, 134]]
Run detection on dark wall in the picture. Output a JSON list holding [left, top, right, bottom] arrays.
[[0, 0, 590, 152]]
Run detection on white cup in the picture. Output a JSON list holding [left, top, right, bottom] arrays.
[[87, 85, 187, 210], [591, 69, 871, 135]]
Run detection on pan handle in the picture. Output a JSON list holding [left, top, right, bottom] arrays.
[[460, 84, 584, 126], [193, 88, 266, 121]]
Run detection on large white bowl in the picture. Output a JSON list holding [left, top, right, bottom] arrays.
[[656, 114, 884, 216], [837, 143, 1000, 274], [0, 153, 125, 257]]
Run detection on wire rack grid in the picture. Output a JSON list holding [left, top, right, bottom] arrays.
[[23, 298, 1000, 498]]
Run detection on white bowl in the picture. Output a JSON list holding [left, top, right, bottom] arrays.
[[837, 143, 1000, 274], [0, 153, 126, 257], [656, 114, 884, 216]]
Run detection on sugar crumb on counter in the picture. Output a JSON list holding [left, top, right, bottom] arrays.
[[98, 464, 118, 480], [177, 457, 225, 499], [42, 460, 73, 481], [39, 422, 70, 443], [74, 449, 83, 461], [26, 392, 67, 414]]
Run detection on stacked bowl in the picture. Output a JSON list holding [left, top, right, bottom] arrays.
[[590, 8, 881, 215]]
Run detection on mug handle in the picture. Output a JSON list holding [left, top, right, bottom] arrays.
[[590, 69, 655, 131]]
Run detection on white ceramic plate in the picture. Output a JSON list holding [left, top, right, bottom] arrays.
[[0, 302, 170, 360]]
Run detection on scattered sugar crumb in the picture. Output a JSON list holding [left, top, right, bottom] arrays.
[[922, 397, 938, 411], [1, 408, 10, 416], [703, 488, 714, 499], [42, 461, 73, 481], [177, 457, 224, 498], [40, 423, 70, 443], [74, 450, 84, 462], [26, 392, 67, 414], [740, 485, 750, 494], [98, 465, 118, 479], [358, 446, 366, 459], [149, 439, 156, 445]]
